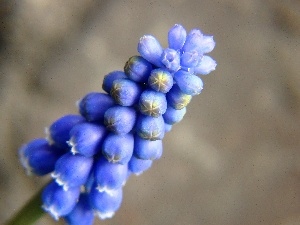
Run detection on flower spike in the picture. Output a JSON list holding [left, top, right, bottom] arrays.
[[19, 24, 217, 224]]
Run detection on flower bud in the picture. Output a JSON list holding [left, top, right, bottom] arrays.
[[134, 135, 162, 160], [128, 155, 152, 176], [52, 152, 93, 190], [174, 70, 203, 96], [148, 68, 173, 93], [138, 35, 164, 67], [182, 29, 204, 53], [102, 133, 134, 164], [78, 92, 115, 122], [139, 90, 167, 117], [197, 35, 215, 54], [166, 84, 192, 110], [161, 48, 180, 72], [168, 24, 187, 50], [42, 181, 80, 220], [102, 71, 127, 93], [110, 78, 142, 106], [124, 56, 153, 83], [104, 106, 136, 135], [163, 106, 186, 125], [180, 50, 202, 68], [68, 123, 106, 157], [194, 55, 217, 75], [136, 115, 165, 140]]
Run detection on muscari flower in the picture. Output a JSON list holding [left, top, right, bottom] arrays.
[[19, 24, 216, 224]]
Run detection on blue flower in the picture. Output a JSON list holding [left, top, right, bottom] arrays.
[[68, 123, 107, 157], [138, 35, 164, 67], [166, 84, 192, 110], [46, 115, 85, 150], [42, 181, 80, 220], [78, 93, 115, 122], [174, 70, 203, 95], [133, 135, 163, 160], [104, 106, 137, 135], [89, 184, 123, 220], [168, 24, 187, 51], [19, 138, 63, 176], [19, 24, 217, 224], [52, 153, 93, 190], [139, 89, 167, 117], [102, 71, 127, 93], [64, 194, 94, 225], [124, 56, 153, 83], [136, 114, 165, 140], [161, 48, 181, 72], [94, 157, 128, 192], [148, 68, 173, 93], [110, 78, 142, 106], [102, 132, 134, 164], [163, 105, 186, 125], [128, 155, 153, 176]]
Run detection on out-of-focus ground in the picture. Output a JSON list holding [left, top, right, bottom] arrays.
[[1, 0, 299, 224]]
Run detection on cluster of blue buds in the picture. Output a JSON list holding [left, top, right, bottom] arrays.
[[19, 24, 216, 225]]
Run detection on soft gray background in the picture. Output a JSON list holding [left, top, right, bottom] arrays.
[[1, 0, 299, 224]]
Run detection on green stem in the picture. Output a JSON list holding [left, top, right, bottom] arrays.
[[5, 186, 45, 225]]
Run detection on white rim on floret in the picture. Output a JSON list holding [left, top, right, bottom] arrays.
[[44, 127, 55, 145], [19, 148, 33, 176], [51, 172, 69, 191], [96, 211, 115, 220], [42, 204, 60, 221]]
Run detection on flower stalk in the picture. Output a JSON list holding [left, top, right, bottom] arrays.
[[5, 186, 45, 225]]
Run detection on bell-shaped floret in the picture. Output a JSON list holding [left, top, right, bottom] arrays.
[[19, 138, 63, 176], [102, 133, 134, 164], [42, 181, 80, 220], [104, 106, 137, 135], [78, 93, 115, 122], [68, 123, 106, 157], [52, 153, 93, 190], [64, 194, 94, 225], [89, 184, 123, 220], [124, 56, 153, 83], [46, 115, 85, 150], [94, 157, 128, 192]]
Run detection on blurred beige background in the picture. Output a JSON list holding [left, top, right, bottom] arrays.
[[1, 0, 300, 224]]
